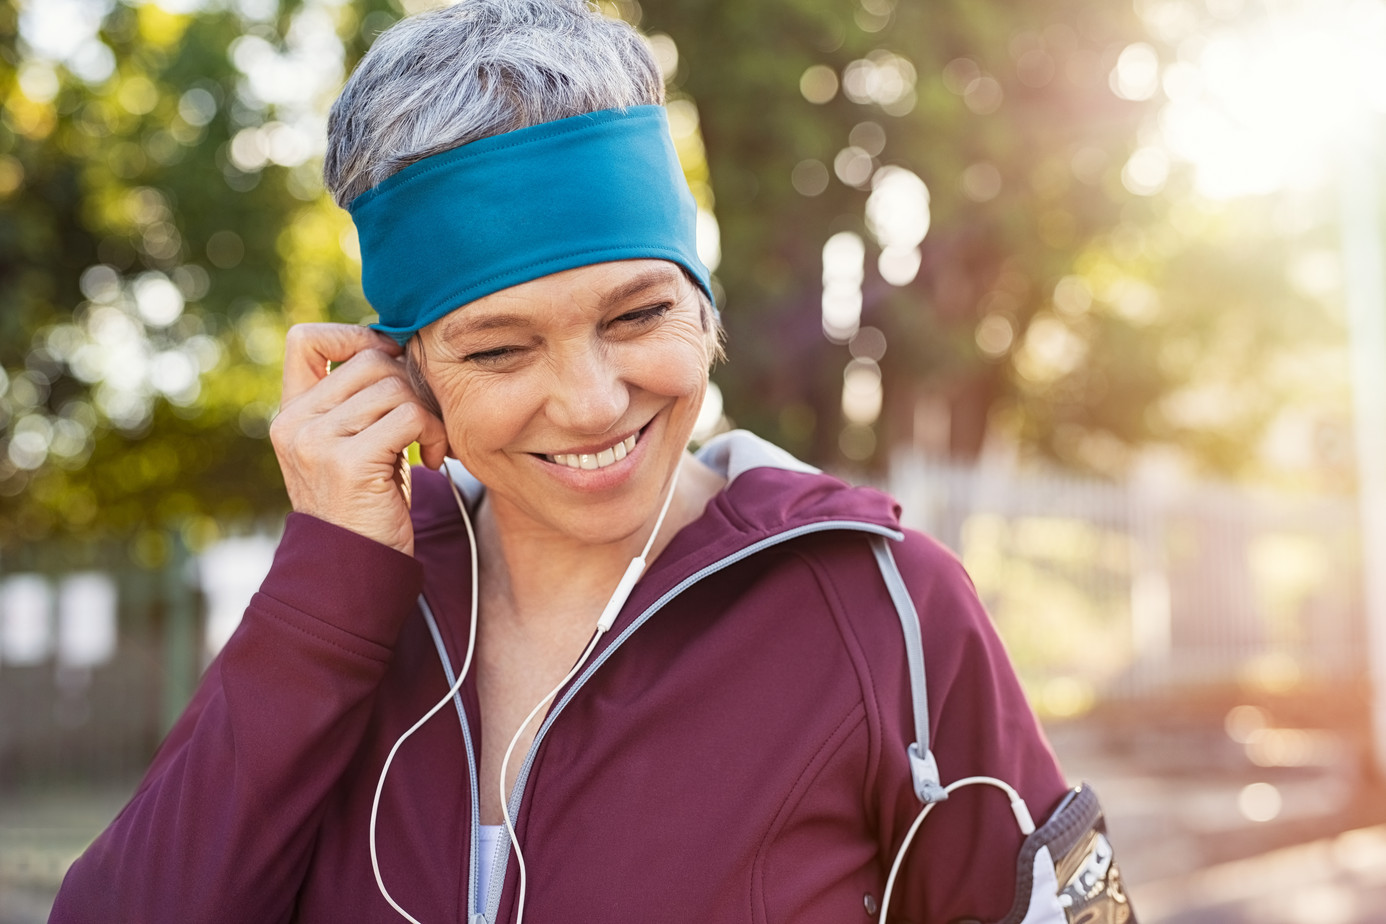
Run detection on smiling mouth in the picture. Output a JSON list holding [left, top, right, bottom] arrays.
[[544, 433, 639, 471]]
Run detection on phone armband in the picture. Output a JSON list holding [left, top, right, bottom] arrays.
[[990, 783, 1135, 924]]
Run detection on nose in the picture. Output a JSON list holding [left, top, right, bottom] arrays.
[[545, 344, 629, 436]]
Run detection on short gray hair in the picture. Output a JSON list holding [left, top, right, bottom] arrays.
[[324, 0, 664, 207]]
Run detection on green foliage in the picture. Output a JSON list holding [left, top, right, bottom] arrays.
[[0, 0, 395, 547], [0, 0, 1357, 549], [641, 0, 1157, 465], [642, 0, 1349, 486]]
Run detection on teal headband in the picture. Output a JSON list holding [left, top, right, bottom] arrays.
[[348, 105, 712, 344]]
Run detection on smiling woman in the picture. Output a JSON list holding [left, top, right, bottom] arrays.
[[413, 259, 721, 552], [48, 2, 1129, 924]]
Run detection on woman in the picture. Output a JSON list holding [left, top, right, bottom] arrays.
[[51, 2, 1131, 923]]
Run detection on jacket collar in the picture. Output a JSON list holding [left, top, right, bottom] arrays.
[[433, 429, 900, 539], [412, 430, 901, 665], [694, 428, 821, 481], [694, 430, 901, 536]]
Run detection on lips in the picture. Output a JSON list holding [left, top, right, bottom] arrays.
[[545, 433, 638, 471]]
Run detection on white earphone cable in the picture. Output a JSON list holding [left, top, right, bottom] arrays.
[[499, 457, 684, 924], [370, 474, 480, 924], [371, 459, 1031, 924], [877, 775, 1036, 924], [373, 455, 684, 924]]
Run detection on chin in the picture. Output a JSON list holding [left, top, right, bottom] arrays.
[[548, 491, 667, 549]]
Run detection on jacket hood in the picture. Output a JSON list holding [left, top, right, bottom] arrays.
[[692, 429, 902, 537]]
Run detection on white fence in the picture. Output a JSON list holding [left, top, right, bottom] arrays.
[[889, 452, 1365, 712]]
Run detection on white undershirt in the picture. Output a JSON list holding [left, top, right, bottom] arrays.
[[476, 824, 505, 911]]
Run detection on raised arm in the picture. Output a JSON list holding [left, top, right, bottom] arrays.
[[49, 324, 446, 922]]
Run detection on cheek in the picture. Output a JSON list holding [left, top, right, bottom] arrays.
[[630, 341, 709, 403], [632, 320, 715, 396], [430, 373, 538, 459], [425, 330, 709, 452]]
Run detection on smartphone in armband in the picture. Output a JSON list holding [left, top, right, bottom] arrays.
[[997, 784, 1135, 924]]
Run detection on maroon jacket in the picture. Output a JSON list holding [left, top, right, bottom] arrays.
[[51, 433, 1068, 923]]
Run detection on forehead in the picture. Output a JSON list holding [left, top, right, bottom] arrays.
[[430, 259, 688, 338]]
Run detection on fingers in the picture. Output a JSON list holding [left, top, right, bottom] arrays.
[[278, 327, 426, 432], [313, 373, 423, 438], [269, 391, 445, 553], [270, 324, 453, 554], [364, 402, 450, 464], [286, 326, 450, 469], [281, 323, 403, 404], [415, 417, 450, 471], [327, 378, 449, 461], [274, 355, 450, 468], [279, 382, 447, 469]]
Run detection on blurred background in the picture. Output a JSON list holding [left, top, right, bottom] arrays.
[[2, 0, 1386, 920]]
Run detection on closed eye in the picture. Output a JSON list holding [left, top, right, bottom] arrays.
[[611, 303, 671, 329], [463, 346, 521, 365], [458, 303, 671, 365]]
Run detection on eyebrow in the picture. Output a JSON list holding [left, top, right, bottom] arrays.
[[603, 265, 683, 305], [438, 265, 683, 341]]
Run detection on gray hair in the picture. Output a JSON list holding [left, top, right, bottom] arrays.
[[323, 0, 664, 207]]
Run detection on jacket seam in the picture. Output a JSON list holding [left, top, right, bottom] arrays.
[[751, 701, 867, 924], [710, 484, 759, 534], [251, 597, 392, 663], [793, 541, 893, 842]]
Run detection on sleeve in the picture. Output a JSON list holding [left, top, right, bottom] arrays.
[[48, 513, 425, 924], [874, 531, 1072, 924]]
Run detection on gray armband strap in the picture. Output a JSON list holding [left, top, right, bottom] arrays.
[[870, 537, 1135, 922], [869, 535, 948, 805]]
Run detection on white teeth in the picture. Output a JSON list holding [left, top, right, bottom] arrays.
[[548, 433, 639, 471]]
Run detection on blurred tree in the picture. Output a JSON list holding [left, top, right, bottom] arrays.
[[638, 0, 1158, 467], [0, 0, 1357, 553], [1005, 191, 1352, 487], [0, 0, 396, 552], [640, 0, 1347, 486]]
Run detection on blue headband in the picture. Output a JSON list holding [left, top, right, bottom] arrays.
[[348, 105, 712, 344]]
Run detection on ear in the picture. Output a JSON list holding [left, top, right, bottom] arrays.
[[702, 303, 727, 368], [404, 338, 454, 464], [405, 337, 444, 418]]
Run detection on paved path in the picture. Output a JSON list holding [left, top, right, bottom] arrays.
[[1129, 823, 1386, 923], [0, 784, 128, 924], [1049, 717, 1386, 923]]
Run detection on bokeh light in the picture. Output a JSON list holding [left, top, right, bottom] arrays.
[[1238, 782, 1284, 823], [821, 231, 865, 342], [865, 166, 930, 286]]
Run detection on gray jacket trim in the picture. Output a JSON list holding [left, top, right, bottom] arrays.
[[870, 535, 948, 804]]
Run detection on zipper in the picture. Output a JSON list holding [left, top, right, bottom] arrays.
[[418, 597, 485, 921], [426, 518, 902, 923]]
